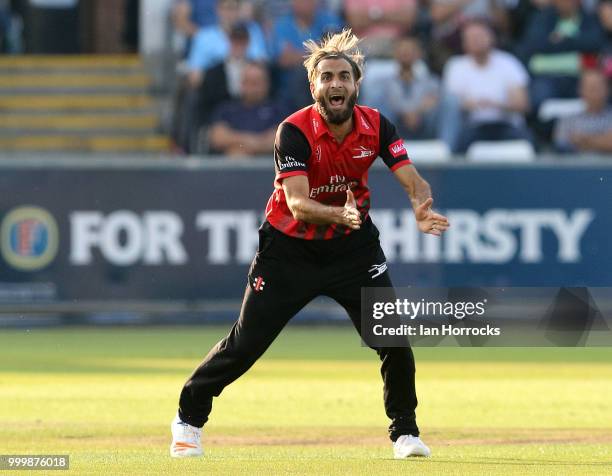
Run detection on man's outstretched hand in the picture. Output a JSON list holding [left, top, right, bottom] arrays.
[[415, 198, 449, 236], [341, 189, 362, 230]]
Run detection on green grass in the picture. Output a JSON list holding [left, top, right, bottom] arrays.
[[1, 325, 612, 475]]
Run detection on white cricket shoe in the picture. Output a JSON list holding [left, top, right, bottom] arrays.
[[393, 434, 431, 458], [170, 413, 203, 457]]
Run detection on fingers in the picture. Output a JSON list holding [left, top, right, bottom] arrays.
[[432, 221, 450, 232], [430, 212, 449, 225], [343, 208, 362, 229]]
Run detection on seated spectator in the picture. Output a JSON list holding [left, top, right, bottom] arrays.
[[344, 0, 417, 57], [199, 23, 251, 126], [362, 36, 440, 139], [269, 0, 341, 108], [429, 0, 510, 73], [187, 0, 267, 88], [599, 0, 612, 79], [441, 20, 531, 152], [506, 0, 552, 44], [516, 0, 605, 112], [553, 69, 612, 153], [209, 62, 286, 157], [174, 22, 252, 153]]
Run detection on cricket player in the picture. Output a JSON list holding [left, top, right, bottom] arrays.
[[171, 29, 449, 459]]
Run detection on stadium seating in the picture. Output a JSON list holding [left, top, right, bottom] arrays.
[[0, 55, 169, 153], [465, 140, 536, 163], [404, 140, 451, 163]]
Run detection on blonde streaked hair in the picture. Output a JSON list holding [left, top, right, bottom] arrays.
[[303, 29, 364, 84]]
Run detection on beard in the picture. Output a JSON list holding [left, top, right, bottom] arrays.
[[315, 90, 358, 125]]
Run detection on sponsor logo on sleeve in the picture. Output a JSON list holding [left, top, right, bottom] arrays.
[[278, 156, 306, 171], [389, 139, 407, 158]]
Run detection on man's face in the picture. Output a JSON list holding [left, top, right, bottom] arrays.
[[599, 1, 612, 31], [580, 71, 609, 110], [229, 37, 248, 59], [241, 65, 269, 104], [462, 23, 493, 57], [217, 0, 241, 27], [394, 38, 421, 68], [311, 57, 359, 125], [554, 0, 579, 16]]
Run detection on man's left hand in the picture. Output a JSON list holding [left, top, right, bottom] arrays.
[[415, 198, 450, 236]]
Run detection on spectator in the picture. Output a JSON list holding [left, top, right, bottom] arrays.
[[362, 36, 440, 139], [173, 0, 219, 36], [252, 0, 342, 31], [599, 0, 612, 79], [506, 0, 552, 43], [187, 0, 267, 88], [441, 20, 531, 152], [209, 62, 286, 156], [344, 0, 418, 57], [553, 69, 612, 153], [199, 23, 251, 126], [269, 0, 341, 108], [516, 0, 605, 112], [429, 0, 510, 73], [173, 22, 253, 154]]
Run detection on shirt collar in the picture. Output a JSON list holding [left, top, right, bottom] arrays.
[[309, 104, 377, 140]]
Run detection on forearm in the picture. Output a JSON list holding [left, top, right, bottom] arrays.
[[250, 130, 277, 153], [505, 88, 530, 114], [406, 178, 432, 211], [287, 196, 344, 225], [393, 165, 432, 210], [210, 125, 256, 152], [581, 132, 612, 153]]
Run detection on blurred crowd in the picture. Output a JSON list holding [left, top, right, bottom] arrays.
[[170, 0, 611, 158]]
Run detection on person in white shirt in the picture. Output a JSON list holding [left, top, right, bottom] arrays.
[[441, 20, 532, 153]]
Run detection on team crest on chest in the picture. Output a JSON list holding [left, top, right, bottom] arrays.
[[352, 145, 374, 159]]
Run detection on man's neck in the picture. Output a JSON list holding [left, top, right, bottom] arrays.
[[473, 51, 490, 66], [400, 65, 414, 82], [326, 117, 353, 143]]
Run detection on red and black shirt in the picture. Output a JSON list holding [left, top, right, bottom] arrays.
[[265, 104, 411, 239]]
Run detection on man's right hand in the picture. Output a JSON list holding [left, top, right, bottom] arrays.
[[340, 189, 362, 230]]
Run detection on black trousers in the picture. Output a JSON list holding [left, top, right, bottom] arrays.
[[178, 219, 419, 441]]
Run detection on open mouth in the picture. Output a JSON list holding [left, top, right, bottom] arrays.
[[329, 94, 345, 108]]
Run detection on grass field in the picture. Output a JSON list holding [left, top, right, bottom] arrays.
[[1, 325, 612, 475]]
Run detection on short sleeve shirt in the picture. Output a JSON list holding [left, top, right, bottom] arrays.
[[265, 104, 411, 239]]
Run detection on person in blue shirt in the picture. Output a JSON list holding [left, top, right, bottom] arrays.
[[269, 0, 342, 107], [187, 0, 268, 88], [173, 0, 218, 35]]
